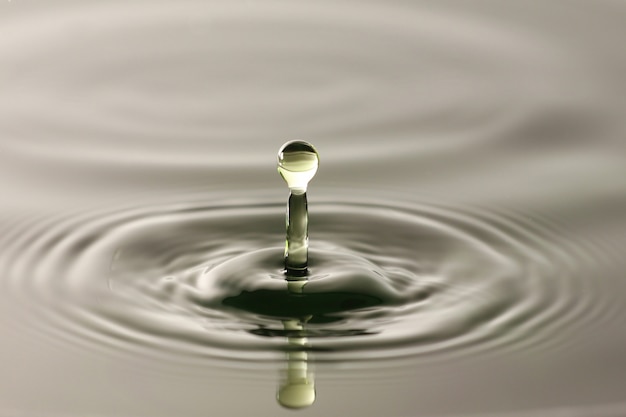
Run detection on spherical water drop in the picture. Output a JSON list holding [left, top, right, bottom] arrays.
[[277, 140, 319, 192]]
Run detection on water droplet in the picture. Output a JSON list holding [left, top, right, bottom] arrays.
[[277, 140, 319, 192], [277, 140, 319, 275]]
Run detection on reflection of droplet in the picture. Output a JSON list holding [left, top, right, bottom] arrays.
[[277, 140, 319, 192], [277, 320, 315, 409], [278, 379, 315, 410]]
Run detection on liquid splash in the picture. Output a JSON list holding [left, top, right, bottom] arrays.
[[277, 140, 319, 275]]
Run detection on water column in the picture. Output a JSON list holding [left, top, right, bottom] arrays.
[[277, 141, 319, 276], [275, 141, 319, 408]]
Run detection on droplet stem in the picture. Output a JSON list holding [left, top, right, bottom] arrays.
[[277, 140, 319, 276], [285, 191, 308, 275]]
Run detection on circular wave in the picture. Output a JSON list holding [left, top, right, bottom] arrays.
[[0, 191, 613, 367], [0, 1, 556, 168]]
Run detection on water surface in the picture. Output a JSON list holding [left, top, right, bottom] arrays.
[[1, 1, 626, 416]]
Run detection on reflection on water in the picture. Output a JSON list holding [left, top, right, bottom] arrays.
[[278, 285, 315, 410], [1, 0, 626, 416]]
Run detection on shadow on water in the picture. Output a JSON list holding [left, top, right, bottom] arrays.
[[222, 289, 383, 324]]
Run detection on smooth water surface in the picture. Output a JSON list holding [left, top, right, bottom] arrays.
[[1, 1, 626, 416]]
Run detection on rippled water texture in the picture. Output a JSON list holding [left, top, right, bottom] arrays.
[[1, 1, 626, 416]]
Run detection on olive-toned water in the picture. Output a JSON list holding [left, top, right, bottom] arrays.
[[1, 1, 626, 416]]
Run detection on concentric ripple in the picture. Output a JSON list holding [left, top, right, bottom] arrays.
[[0, 191, 612, 366], [0, 0, 564, 169]]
